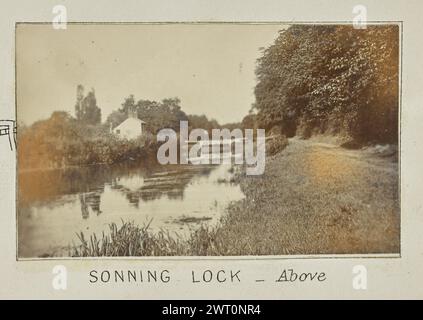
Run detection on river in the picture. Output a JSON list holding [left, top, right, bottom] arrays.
[[18, 158, 244, 258]]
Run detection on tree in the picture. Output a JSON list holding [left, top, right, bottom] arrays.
[[254, 25, 399, 143], [120, 94, 136, 114], [115, 95, 189, 133], [74, 85, 102, 125], [105, 110, 127, 129]]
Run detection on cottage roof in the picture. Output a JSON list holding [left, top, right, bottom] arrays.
[[113, 117, 145, 131]]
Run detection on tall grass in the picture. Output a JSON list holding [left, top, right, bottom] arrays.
[[71, 220, 188, 256], [71, 218, 232, 256], [71, 207, 259, 257]]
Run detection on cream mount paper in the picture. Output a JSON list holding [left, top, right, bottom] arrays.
[[0, 0, 422, 299]]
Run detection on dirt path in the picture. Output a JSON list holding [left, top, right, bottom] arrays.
[[220, 137, 400, 255]]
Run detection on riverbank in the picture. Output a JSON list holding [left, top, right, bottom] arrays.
[[211, 137, 399, 255], [71, 136, 399, 256]]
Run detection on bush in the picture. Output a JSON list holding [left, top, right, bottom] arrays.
[[18, 112, 158, 170], [265, 135, 289, 156]]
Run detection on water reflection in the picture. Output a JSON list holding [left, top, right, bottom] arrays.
[[19, 160, 215, 211], [79, 192, 102, 219], [18, 157, 244, 258]]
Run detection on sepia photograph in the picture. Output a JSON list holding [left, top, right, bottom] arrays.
[[16, 22, 400, 259]]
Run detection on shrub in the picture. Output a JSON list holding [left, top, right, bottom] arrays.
[[265, 135, 289, 156]]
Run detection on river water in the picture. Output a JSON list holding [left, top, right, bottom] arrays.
[[18, 158, 244, 258]]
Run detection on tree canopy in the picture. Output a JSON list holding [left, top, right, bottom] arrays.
[[106, 95, 223, 134], [254, 24, 399, 143]]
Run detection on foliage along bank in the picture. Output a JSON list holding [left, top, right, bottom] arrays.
[[253, 24, 399, 144]]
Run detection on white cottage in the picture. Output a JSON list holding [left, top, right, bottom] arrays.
[[112, 110, 146, 140]]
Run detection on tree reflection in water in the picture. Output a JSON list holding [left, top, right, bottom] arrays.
[[19, 158, 216, 218]]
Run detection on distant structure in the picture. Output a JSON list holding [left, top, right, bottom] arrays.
[[74, 84, 101, 125], [0, 119, 16, 151], [112, 106, 146, 140]]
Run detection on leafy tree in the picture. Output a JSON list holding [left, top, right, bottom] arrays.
[[120, 94, 136, 114], [74, 85, 102, 125], [113, 95, 189, 134], [254, 25, 399, 143], [105, 110, 127, 130]]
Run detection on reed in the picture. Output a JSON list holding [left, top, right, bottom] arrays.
[[71, 219, 189, 256], [71, 216, 237, 256]]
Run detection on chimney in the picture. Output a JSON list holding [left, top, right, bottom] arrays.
[[128, 106, 137, 119]]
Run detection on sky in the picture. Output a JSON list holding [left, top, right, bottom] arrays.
[[16, 23, 286, 125]]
